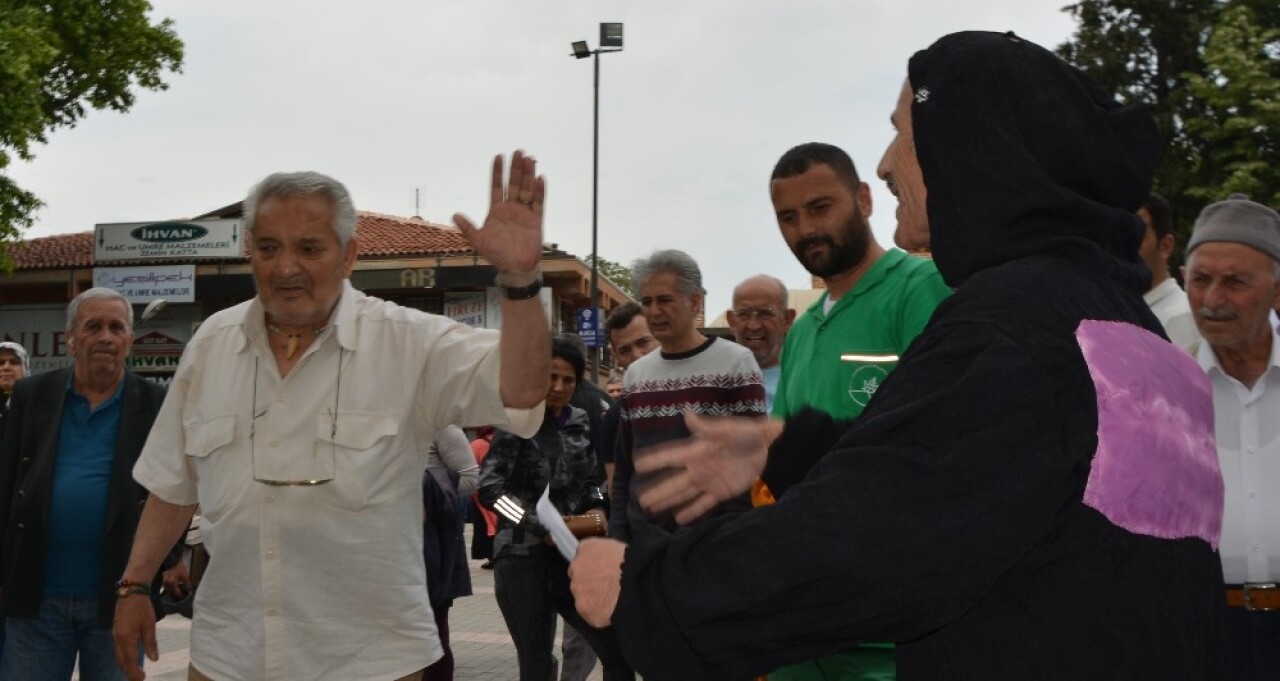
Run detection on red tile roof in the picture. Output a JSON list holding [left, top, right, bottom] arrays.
[[5, 212, 475, 270], [356, 212, 472, 257], [5, 231, 98, 270]]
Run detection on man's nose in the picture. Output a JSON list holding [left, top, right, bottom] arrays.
[[793, 214, 820, 238], [876, 141, 894, 183], [276, 248, 299, 275], [1202, 282, 1228, 308]]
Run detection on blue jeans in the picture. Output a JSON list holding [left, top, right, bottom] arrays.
[[0, 596, 139, 681]]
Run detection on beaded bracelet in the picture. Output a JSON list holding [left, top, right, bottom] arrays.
[[115, 578, 153, 598]]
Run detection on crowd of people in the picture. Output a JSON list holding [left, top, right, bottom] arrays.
[[0, 29, 1277, 681]]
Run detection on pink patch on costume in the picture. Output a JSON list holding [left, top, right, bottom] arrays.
[[1075, 319, 1223, 548]]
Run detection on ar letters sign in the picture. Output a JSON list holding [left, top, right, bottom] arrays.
[[95, 220, 243, 260]]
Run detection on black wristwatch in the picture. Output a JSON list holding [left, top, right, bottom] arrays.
[[496, 272, 543, 300]]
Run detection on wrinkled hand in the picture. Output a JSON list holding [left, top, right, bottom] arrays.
[[162, 562, 190, 600], [569, 538, 626, 628], [635, 412, 780, 524], [453, 150, 545, 276], [113, 593, 158, 680]]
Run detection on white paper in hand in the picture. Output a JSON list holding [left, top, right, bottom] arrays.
[[537, 484, 578, 561]]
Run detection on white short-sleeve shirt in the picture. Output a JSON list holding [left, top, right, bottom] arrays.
[[134, 282, 540, 681]]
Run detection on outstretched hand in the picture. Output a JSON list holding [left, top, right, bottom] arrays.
[[635, 412, 781, 524], [453, 150, 546, 276]]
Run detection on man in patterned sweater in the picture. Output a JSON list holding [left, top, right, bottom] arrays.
[[609, 250, 766, 544]]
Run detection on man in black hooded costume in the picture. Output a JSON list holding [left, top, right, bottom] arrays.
[[568, 31, 1227, 681]]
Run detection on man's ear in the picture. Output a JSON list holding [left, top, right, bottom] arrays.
[[855, 181, 873, 218], [341, 236, 359, 276], [1157, 233, 1176, 261]]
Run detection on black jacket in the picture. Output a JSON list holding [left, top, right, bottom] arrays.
[[478, 406, 605, 553], [0, 367, 170, 626], [611, 33, 1225, 680], [423, 467, 472, 609]]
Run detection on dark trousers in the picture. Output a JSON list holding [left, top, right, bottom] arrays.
[[1226, 607, 1280, 680], [494, 549, 634, 681], [469, 502, 494, 561], [423, 604, 453, 681], [560, 620, 598, 681]]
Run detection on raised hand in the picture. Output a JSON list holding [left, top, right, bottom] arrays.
[[453, 150, 546, 276], [635, 412, 780, 524]]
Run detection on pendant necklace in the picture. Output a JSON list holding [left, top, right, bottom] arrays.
[[267, 323, 326, 360]]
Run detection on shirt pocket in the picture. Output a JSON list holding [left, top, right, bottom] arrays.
[[184, 414, 237, 459], [317, 410, 401, 512], [183, 414, 241, 520]]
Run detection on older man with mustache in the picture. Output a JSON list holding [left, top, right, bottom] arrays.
[[1185, 194, 1280, 680]]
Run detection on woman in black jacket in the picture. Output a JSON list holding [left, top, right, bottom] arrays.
[[478, 338, 633, 681]]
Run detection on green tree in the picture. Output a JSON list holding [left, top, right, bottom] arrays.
[[1184, 4, 1280, 206], [1058, 0, 1280, 254], [586, 255, 635, 299], [0, 0, 183, 266]]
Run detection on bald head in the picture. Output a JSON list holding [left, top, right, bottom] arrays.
[[728, 274, 795, 369]]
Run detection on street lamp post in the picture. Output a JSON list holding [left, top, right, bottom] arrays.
[[572, 23, 622, 384]]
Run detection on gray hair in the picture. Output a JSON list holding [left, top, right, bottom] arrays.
[[734, 274, 789, 310], [631, 249, 706, 296], [67, 287, 133, 331], [244, 171, 357, 246]]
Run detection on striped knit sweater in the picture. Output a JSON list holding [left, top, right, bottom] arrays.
[[609, 336, 765, 542]]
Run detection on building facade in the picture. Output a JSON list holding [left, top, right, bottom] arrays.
[[0, 205, 631, 384]]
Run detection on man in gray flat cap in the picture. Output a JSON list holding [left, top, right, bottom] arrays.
[[1185, 194, 1280, 681]]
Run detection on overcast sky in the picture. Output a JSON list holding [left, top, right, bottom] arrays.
[[12, 1, 1078, 316]]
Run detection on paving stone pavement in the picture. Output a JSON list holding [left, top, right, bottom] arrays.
[[77, 527, 605, 680]]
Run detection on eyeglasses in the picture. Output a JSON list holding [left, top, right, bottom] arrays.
[[731, 307, 781, 322], [249, 350, 342, 486]]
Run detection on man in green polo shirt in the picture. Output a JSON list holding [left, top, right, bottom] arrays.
[[765, 142, 951, 680]]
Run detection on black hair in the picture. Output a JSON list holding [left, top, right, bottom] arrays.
[[551, 336, 586, 384], [605, 301, 643, 337], [1143, 192, 1174, 240], [771, 142, 861, 193]]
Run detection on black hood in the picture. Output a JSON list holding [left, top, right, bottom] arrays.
[[908, 31, 1158, 289]]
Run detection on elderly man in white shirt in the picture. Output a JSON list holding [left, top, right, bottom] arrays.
[[1185, 193, 1280, 681], [112, 153, 551, 681]]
